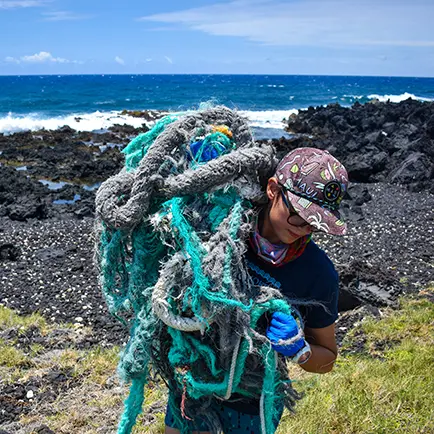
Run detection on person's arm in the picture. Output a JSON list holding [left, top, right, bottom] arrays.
[[299, 323, 337, 373]]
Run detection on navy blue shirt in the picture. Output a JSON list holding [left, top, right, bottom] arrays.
[[222, 241, 339, 415], [245, 240, 339, 329]]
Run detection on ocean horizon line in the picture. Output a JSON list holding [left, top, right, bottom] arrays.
[[1, 73, 434, 80]]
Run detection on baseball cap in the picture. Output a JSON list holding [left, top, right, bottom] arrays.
[[275, 147, 349, 235]]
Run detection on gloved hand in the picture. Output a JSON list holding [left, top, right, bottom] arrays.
[[266, 312, 310, 362]]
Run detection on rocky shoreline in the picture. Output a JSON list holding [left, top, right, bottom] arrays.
[[0, 100, 433, 432], [0, 100, 433, 334], [284, 98, 434, 192], [1, 181, 432, 342]]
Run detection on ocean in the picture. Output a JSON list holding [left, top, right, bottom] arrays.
[[1, 74, 433, 137]]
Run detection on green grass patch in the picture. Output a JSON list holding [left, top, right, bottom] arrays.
[[29, 343, 45, 357], [79, 346, 120, 384], [363, 297, 434, 343], [0, 340, 30, 368], [278, 293, 434, 434], [48, 345, 120, 384], [2, 293, 433, 433], [0, 305, 48, 332]]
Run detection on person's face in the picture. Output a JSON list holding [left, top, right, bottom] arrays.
[[265, 178, 313, 244]]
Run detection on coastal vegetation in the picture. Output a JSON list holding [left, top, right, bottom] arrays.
[[1, 288, 433, 433]]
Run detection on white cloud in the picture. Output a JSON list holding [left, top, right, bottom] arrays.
[[164, 56, 173, 64], [115, 56, 125, 65], [42, 11, 90, 21], [5, 56, 19, 63], [5, 51, 82, 64], [0, 0, 46, 8], [22, 51, 69, 63], [146, 58, 152, 62], [139, 0, 434, 48]]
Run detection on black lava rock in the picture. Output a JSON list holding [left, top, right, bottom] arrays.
[[34, 425, 56, 434], [285, 99, 434, 191], [0, 243, 20, 261]]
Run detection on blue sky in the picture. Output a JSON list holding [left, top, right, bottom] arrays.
[[1, 0, 433, 76]]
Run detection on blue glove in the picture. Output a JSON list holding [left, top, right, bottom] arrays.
[[266, 312, 306, 357]]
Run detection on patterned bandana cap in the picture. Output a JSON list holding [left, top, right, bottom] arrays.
[[275, 147, 349, 235]]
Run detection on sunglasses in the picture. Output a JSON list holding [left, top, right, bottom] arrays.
[[278, 184, 318, 231]]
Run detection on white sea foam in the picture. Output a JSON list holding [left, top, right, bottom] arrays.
[[239, 109, 298, 129], [343, 94, 364, 99], [0, 109, 298, 134], [0, 111, 150, 135], [367, 92, 434, 103]]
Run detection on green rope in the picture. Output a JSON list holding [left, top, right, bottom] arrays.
[[117, 377, 147, 434], [97, 113, 294, 434], [122, 115, 178, 171]]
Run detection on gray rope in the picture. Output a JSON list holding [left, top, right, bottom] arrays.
[[95, 107, 276, 229], [95, 106, 301, 434]]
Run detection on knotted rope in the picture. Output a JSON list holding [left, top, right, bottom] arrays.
[[94, 106, 301, 434]]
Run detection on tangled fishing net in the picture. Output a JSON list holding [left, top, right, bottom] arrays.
[[94, 106, 302, 434]]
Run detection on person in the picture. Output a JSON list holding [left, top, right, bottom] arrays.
[[164, 147, 349, 434]]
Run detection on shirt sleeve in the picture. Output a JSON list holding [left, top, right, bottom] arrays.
[[302, 266, 339, 329]]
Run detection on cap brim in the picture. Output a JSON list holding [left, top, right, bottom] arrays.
[[286, 190, 347, 235]]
